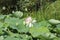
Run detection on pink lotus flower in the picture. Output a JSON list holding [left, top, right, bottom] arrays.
[[25, 17, 32, 24], [23, 16, 36, 27]]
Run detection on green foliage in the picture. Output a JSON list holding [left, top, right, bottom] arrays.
[[17, 0, 40, 12], [29, 26, 50, 37], [44, 1, 60, 19], [0, 0, 60, 40], [54, 24, 60, 34], [0, 14, 59, 40]]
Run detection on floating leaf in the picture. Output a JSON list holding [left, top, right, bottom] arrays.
[[4, 36, 19, 40], [29, 26, 50, 37], [0, 15, 6, 20], [5, 17, 29, 33], [33, 21, 51, 27], [0, 36, 4, 40]]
